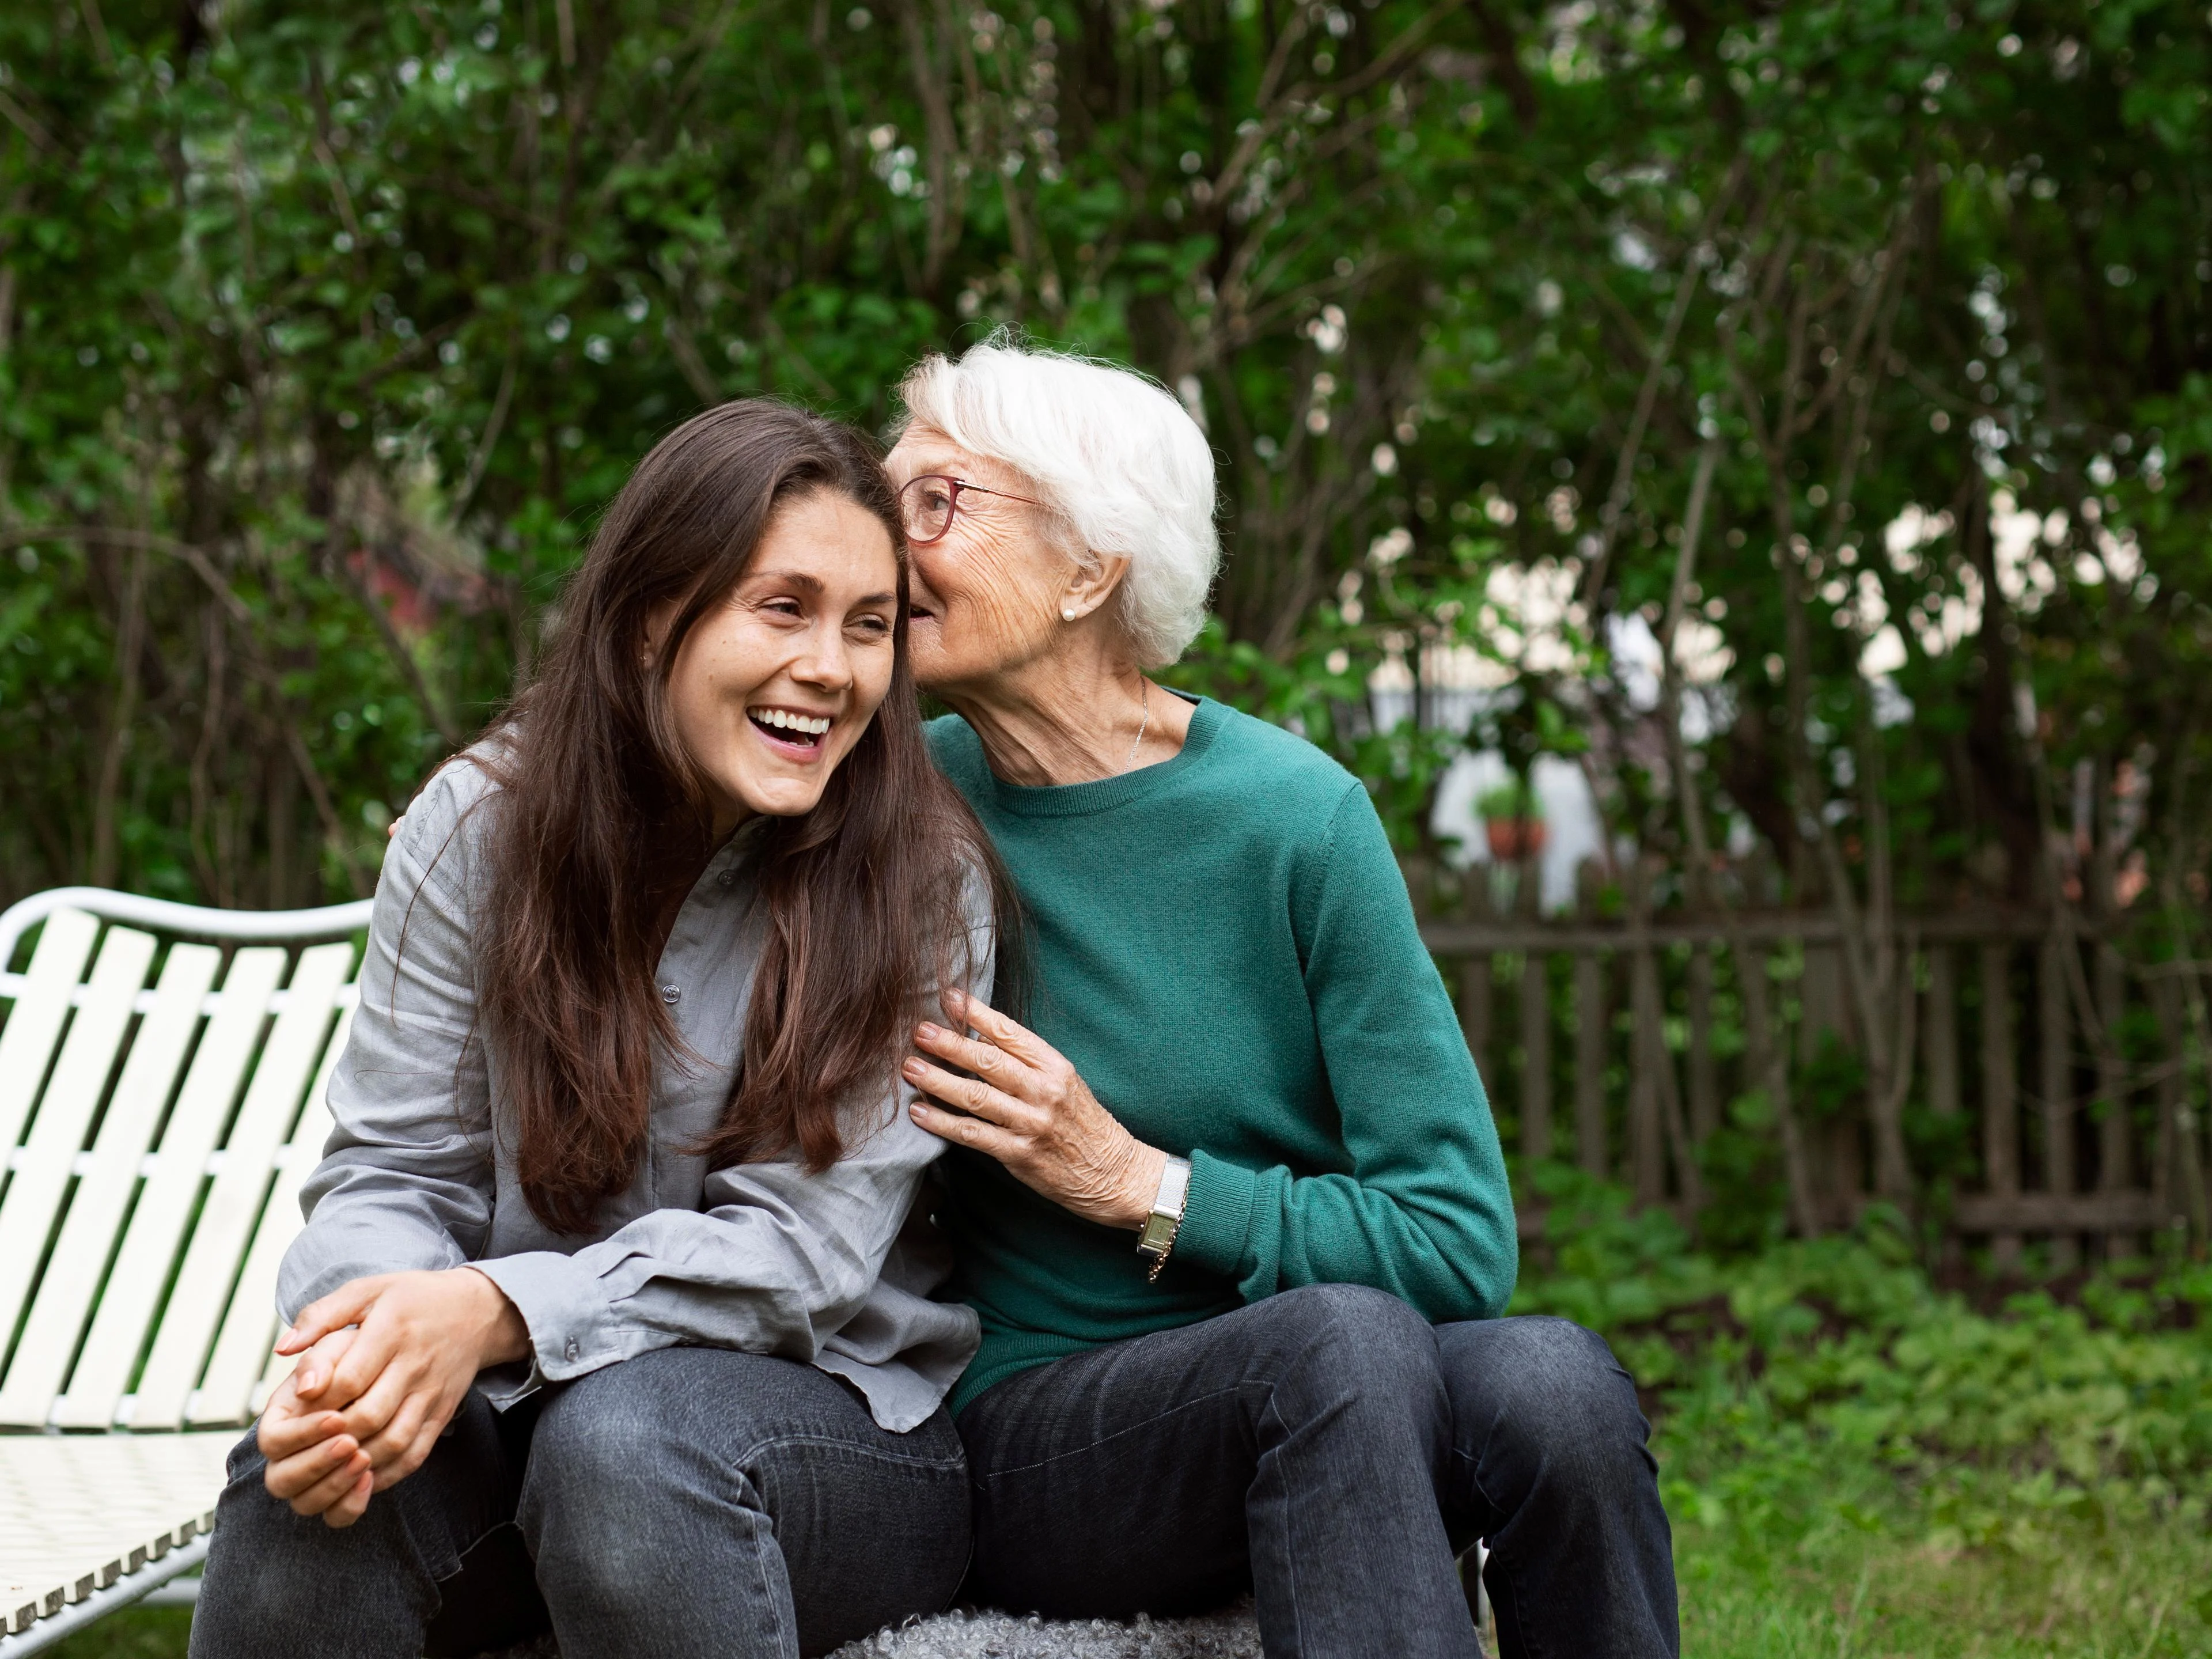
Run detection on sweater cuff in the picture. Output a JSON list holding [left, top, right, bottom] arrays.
[[1175, 1150, 1258, 1279], [468, 1251, 621, 1396]]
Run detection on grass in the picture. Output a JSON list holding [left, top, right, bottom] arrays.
[[44, 1176, 2212, 1657], [1679, 1525, 2212, 1657], [46, 1607, 191, 1658], [1519, 1162, 2212, 1659], [58, 1532, 2212, 1658]]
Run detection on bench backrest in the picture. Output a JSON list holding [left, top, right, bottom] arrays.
[[0, 888, 373, 1434]]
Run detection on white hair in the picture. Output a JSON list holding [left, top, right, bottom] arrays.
[[895, 333, 1220, 667]]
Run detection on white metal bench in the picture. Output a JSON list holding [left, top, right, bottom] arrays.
[[0, 887, 372, 1653]]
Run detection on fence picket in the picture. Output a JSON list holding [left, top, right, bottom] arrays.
[[1687, 945, 1718, 1143], [1925, 946, 1960, 1120], [1573, 949, 1608, 1180], [1461, 965, 1492, 1079], [1627, 874, 1665, 1206], [1421, 893, 2182, 1261], [2039, 936, 2077, 1270], [1979, 944, 2021, 1269], [2151, 973, 2184, 1229], [1515, 863, 1552, 1164], [2096, 942, 2134, 1257]]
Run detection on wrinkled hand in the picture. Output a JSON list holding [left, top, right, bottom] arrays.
[[263, 1268, 530, 1526], [906, 989, 1166, 1229]]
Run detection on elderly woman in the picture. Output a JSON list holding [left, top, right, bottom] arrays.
[[888, 337, 1678, 1658]]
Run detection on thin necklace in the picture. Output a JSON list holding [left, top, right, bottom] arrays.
[[1124, 679, 1152, 770]]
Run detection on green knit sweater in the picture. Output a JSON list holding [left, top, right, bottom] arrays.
[[927, 696, 1518, 1415]]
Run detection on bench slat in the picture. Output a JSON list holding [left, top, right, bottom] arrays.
[[55, 948, 286, 1430], [134, 943, 355, 1431], [195, 1001, 355, 1426], [0, 910, 99, 1156], [0, 945, 222, 1429], [0, 927, 157, 1385]]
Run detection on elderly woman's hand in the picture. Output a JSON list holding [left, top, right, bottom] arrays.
[[906, 990, 1167, 1229]]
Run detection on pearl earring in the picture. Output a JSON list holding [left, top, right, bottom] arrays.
[[1062, 607, 1078, 621]]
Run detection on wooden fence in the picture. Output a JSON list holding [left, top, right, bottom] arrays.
[[1417, 867, 2206, 1263]]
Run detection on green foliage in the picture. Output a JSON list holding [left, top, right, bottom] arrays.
[[1695, 1093, 1794, 1254], [8, 10, 2210, 1650], [1798, 1031, 1870, 1125], [1518, 1190, 2212, 1652], [1474, 778, 1542, 824], [45, 1605, 191, 1658], [3, 0, 2209, 923]]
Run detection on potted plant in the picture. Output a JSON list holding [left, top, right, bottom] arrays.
[[1477, 778, 1547, 862]]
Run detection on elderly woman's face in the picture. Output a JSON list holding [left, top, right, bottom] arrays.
[[884, 426, 1072, 695]]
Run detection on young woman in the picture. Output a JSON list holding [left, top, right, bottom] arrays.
[[190, 402, 998, 1659]]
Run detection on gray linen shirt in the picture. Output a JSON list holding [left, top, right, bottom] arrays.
[[279, 752, 987, 1432]]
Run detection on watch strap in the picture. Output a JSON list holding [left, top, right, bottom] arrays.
[[1136, 1154, 1192, 1280]]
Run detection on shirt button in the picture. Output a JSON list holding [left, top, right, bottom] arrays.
[[563, 1336, 580, 1361], [661, 984, 681, 1006], [717, 869, 736, 888]]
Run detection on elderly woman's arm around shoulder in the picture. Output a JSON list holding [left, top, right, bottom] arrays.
[[907, 775, 1518, 1324]]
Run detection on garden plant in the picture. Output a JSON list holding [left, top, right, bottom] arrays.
[[5, 0, 2212, 1652]]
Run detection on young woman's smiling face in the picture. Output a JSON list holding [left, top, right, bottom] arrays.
[[662, 490, 902, 835]]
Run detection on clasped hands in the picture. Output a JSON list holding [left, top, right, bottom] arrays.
[[257, 1266, 529, 1528], [906, 988, 1166, 1231], [261, 991, 1154, 1532]]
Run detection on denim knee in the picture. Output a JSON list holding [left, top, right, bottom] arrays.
[[198, 1439, 343, 1623], [520, 1363, 726, 1573], [1260, 1282, 1445, 1411], [191, 1429, 442, 1657], [1438, 1316, 1651, 1483]]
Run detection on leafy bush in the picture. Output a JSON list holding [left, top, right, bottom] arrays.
[[1514, 1169, 2212, 1649], [1520, 1168, 2212, 1616]]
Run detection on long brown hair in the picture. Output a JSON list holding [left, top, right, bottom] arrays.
[[472, 400, 996, 1234]]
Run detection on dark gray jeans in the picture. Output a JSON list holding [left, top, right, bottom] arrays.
[[189, 1346, 971, 1659], [957, 1285, 1678, 1659]]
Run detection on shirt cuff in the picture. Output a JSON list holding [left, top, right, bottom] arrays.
[[471, 1359, 539, 1411], [468, 1251, 621, 1395], [1175, 1150, 1258, 1280]]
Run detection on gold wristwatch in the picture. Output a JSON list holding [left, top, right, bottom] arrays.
[[1136, 1155, 1192, 1283]]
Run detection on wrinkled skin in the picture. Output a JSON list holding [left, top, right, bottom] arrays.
[[882, 428, 1178, 1234]]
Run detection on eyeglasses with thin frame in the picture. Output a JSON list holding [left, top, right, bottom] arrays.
[[899, 474, 1043, 547]]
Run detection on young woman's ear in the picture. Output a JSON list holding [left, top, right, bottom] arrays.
[[641, 597, 683, 671]]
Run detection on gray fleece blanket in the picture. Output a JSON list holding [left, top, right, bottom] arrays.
[[827, 1604, 1265, 1658], [474, 1604, 1265, 1659], [476, 1596, 1509, 1657]]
